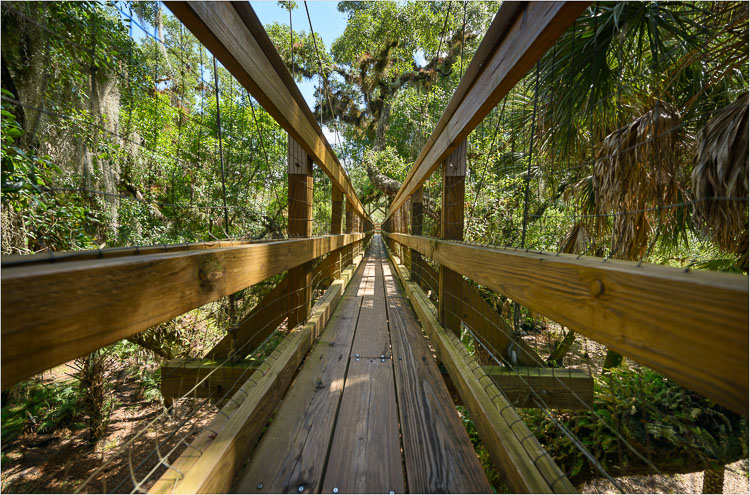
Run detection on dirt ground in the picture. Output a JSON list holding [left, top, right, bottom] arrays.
[[581, 459, 749, 494], [1, 362, 216, 493]]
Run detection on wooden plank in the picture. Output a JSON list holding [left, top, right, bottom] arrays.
[[484, 366, 594, 410], [1, 233, 365, 389], [233, 256, 368, 493], [165, 2, 368, 220], [386, 2, 587, 218], [384, 243, 574, 493], [206, 277, 289, 360], [321, 358, 404, 494], [149, 252, 367, 494], [383, 232, 749, 414], [457, 277, 545, 367], [380, 243, 491, 493], [350, 246, 390, 358], [1, 239, 252, 267], [160, 358, 258, 400]]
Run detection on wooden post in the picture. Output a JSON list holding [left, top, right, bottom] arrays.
[[345, 198, 354, 267], [331, 186, 344, 280], [411, 186, 424, 285], [287, 136, 313, 329], [439, 140, 467, 337]]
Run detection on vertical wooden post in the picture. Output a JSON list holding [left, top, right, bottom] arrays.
[[287, 136, 313, 329], [345, 198, 354, 267], [331, 186, 344, 280], [410, 186, 423, 285], [439, 140, 467, 337]]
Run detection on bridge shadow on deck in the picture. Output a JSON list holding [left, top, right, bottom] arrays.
[[232, 236, 490, 494]]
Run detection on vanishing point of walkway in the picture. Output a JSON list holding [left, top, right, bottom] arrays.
[[233, 236, 491, 493]]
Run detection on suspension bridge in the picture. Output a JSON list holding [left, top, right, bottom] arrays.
[[1, 1, 747, 493]]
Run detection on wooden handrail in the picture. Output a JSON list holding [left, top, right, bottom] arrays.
[[383, 232, 749, 414], [385, 1, 587, 221], [384, 244, 575, 493], [165, 1, 370, 221], [1, 233, 367, 388]]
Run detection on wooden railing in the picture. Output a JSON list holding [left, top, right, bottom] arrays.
[[1, 1, 374, 389], [381, 0, 748, 490]]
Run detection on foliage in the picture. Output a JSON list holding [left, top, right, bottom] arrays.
[[1, 379, 82, 442], [457, 406, 508, 493], [521, 367, 748, 483], [72, 350, 114, 442]]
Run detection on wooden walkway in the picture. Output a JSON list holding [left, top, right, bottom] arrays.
[[233, 236, 491, 493]]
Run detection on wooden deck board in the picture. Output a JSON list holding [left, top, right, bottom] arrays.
[[232, 257, 367, 494], [322, 358, 404, 494], [234, 237, 493, 493], [351, 242, 390, 358], [381, 243, 492, 493]]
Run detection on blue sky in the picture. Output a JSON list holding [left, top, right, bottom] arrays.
[[251, 1, 348, 114]]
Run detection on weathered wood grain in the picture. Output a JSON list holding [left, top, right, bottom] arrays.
[[383, 232, 749, 415], [2, 233, 365, 389], [321, 358, 404, 494], [233, 255, 368, 493], [384, 244, 574, 493], [149, 253, 367, 494], [484, 366, 594, 410], [160, 358, 258, 401], [350, 246, 390, 358], [381, 243, 491, 493]]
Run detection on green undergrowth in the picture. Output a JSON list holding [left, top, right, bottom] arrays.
[[458, 405, 509, 493], [1, 378, 85, 443], [520, 366, 748, 484]]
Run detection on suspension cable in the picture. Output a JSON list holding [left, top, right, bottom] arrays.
[[213, 56, 230, 235]]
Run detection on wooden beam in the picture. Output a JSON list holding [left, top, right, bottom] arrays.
[[410, 186, 423, 286], [288, 137, 314, 329], [206, 277, 289, 360], [0, 239, 252, 267], [383, 232, 749, 414], [456, 276, 545, 367], [165, 2, 368, 220], [484, 366, 593, 410], [1, 233, 366, 389], [384, 245, 574, 493], [386, 2, 587, 219], [160, 358, 258, 401], [148, 252, 367, 494], [440, 141, 467, 336]]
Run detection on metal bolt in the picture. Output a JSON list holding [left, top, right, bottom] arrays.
[[354, 353, 360, 358], [298, 486, 304, 493], [380, 354, 385, 359], [257, 483, 263, 490], [333, 489, 339, 494]]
